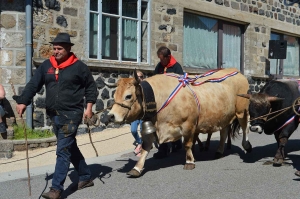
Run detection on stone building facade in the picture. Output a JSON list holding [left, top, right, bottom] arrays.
[[1, 0, 300, 132]]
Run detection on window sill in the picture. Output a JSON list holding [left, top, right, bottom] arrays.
[[33, 58, 156, 71], [86, 60, 155, 71]]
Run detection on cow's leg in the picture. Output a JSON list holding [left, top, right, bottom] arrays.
[[273, 137, 287, 166], [183, 135, 195, 170], [238, 113, 252, 153], [273, 125, 294, 166], [227, 131, 232, 150], [274, 132, 280, 148], [205, 133, 212, 151], [127, 133, 156, 177], [215, 128, 228, 159], [192, 133, 204, 153]]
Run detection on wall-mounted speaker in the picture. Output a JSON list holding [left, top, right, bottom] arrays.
[[268, 40, 287, 59]]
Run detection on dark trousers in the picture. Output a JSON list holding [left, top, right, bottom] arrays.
[[50, 111, 91, 191]]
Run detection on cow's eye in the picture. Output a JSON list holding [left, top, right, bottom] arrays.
[[125, 94, 132, 100]]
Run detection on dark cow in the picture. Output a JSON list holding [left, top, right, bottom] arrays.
[[239, 80, 300, 166]]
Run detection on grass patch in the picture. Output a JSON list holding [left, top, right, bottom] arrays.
[[13, 125, 55, 140]]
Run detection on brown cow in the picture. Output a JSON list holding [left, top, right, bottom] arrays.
[[108, 68, 252, 177]]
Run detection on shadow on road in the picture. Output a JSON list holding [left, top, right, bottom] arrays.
[[237, 139, 300, 168], [115, 139, 300, 177], [43, 164, 113, 199]]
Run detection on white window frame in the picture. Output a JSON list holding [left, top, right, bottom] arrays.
[[269, 32, 300, 78], [88, 0, 152, 64], [183, 12, 244, 73]]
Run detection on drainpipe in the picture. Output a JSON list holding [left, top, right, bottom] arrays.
[[25, 0, 33, 128]]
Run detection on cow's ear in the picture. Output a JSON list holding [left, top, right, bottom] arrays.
[[237, 94, 251, 99], [267, 96, 284, 102], [133, 68, 140, 84]]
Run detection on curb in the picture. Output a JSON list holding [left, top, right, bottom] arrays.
[[0, 136, 57, 159], [0, 148, 133, 183]]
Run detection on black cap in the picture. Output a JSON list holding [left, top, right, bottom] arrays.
[[49, 33, 74, 46]]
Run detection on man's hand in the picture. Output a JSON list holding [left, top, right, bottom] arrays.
[[83, 102, 93, 119], [16, 104, 26, 117]]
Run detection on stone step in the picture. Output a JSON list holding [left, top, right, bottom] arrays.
[[0, 151, 13, 159]]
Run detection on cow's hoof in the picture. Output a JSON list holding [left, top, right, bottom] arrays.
[[214, 152, 224, 159], [273, 158, 283, 167], [127, 169, 141, 177], [245, 141, 252, 153], [183, 163, 195, 170]]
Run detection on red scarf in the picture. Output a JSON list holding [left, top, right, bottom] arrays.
[[49, 52, 78, 81], [163, 55, 177, 73]]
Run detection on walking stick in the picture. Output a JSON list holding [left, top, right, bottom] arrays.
[[84, 113, 100, 157], [83, 106, 113, 157], [10, 81, 31, 196]]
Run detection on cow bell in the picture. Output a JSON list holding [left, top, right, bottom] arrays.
[[141, 121, 156, 136]]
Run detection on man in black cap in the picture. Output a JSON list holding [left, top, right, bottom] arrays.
[[13, 33, 97, 199]]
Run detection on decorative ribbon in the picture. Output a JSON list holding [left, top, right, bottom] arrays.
[[272, 80, 300, 133], [157, 69, 238, 114], [272, 113, 298, 134]]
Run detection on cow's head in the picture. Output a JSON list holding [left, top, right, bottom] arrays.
[[238, 93, 284, 133], [108, 70, 143, 123]]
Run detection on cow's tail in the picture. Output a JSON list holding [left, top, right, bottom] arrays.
[[230, 118, 241, 140]]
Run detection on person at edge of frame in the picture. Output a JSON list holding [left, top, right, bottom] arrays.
[[13, 33, 97, 199], [131, 70, 145, 157], [152, 46, 184, 159], [0, 84, 7, 138]]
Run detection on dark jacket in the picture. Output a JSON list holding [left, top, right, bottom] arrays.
[[154, 62, 184, 75], [16, 59, 97, 115]]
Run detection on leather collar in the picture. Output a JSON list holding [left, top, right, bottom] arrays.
[[139, 81, 157, 120]]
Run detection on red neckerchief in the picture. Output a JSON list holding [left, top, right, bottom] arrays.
[[49, 52, 78, 81], [163, 55, 177, 73]]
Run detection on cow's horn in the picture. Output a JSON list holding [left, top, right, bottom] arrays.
[[133, 68, 140, 84], [237, 94, 251, 99], [104, 81, 117, 87], [267, 96, 284, 102]]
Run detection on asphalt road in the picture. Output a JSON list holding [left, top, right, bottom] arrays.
[[1, 129, 300, 199]]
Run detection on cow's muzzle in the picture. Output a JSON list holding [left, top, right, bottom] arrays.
[[249, 120, 264, 134], [250, 125, 263, 134], [107, 112, 115, 122]]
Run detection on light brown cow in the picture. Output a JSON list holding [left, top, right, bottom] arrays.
[[108, 68, 252, 177]]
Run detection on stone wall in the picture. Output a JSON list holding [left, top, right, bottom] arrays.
[[151, 2, 184, 66], [249, 77, 268, 93], [0, 1, 27, 100], [32, 0, 87, 60], [0, 136, 57, 159]]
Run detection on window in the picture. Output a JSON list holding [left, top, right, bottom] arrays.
[[269, 32, 300, 78], [183, 12, 244, 72], [89, 0, 151, 64]]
